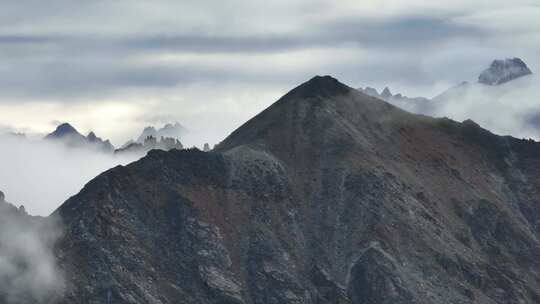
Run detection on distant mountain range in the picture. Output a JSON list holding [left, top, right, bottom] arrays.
[[135, 122, 187, 143], [44, 123, 115, 152], [0, 121, 190, 156], [359, 57, 539, 139], [360, 57, 533, 108], [117, 122, 187, 155]]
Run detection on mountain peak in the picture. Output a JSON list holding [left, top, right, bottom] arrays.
[[54, 123, 78, 135], [45, 122, 82, 139], [478, 57, 532, 85], [135, 123, 186, 143], [285, 75, 351, 99], [381, 87, 393, 98], [87, 131, 97, 141]]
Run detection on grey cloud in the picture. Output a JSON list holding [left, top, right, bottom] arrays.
[[0, 199, 64, 302], [316, 16, 484, 49], [0, 15, 485, 100], [96, 16, 483, 54], [0, 35, 58, 45]]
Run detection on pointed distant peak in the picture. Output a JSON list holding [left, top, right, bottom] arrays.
[[87, 131, 97, 139], [285, 75, 351, 99], [46, 122, 82, 138], [462, 119, 480, 127], [478, 57, 532, 85], [361, 87, 379, 97], [56, 122, 77, 133], [381, 87, 393, 98]]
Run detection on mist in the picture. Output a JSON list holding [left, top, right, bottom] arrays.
[[430, 74, 540, 140], [0, 196, 63, 303], [0, 135, 139, 216]]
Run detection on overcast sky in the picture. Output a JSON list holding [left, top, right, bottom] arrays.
[[1, 0, 540, 147]]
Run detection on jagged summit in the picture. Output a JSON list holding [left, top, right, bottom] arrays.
[[135, 122, 186, 143], [283, 75, 351, 99], [87, 131, 97, 141], [44, 123, 114, 152], [381, 87, 392, 99], [216, 75, 410, 153], [478, 57, 532, 85], [46, 123, 81, 139]]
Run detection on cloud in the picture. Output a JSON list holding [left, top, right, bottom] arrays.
[[0, 198, 63, 303], [430, 75, 540, 140], [0, 135, 139, 216], [0, 11, 485, 101], [0, 0, 539, 149]]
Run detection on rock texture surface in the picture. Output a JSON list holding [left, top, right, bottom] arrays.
[[54, 76, 540, 303], [478, 58, 532, 85]]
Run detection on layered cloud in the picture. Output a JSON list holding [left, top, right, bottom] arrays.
[[0, 0, 540, 151]]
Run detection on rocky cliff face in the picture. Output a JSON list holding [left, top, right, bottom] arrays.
[[478, 58, 532, 85], [53, 76, 540, 303]]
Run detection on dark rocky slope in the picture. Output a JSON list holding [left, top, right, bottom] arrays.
[[55, 76, 540, 303]]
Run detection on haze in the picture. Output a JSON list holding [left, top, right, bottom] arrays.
[[2, 0, 540, 215]]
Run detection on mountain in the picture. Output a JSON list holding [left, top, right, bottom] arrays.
[[136, 122, 187, 143], [114, 122, 186, 155], [51, 76, 540, 303], [372, 57, 534, 109], [114, 135, 184, 155], [45, 123, 114, 152], [432, 58, 533, 103], [358, 86, 433, 115], [367, 58, 540, 140], [478, 58, 532, 85]]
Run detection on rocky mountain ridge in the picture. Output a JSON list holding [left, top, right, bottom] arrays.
[[45, 123, 114, 152], [478, 58, 532, 85], [39, 122, 189, 156], [360, 57, 533, 106], [50, 75, 540, 303], [360, 57, 540, 139], [135, 122, 187, 143]]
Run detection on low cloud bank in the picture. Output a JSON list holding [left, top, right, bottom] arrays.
[[0, 135, 139, 216], [0, 195, 63, 303], [431, 74, 540, 140]]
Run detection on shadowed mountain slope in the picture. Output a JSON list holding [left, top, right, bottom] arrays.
[[55, 76, 540, 304]]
